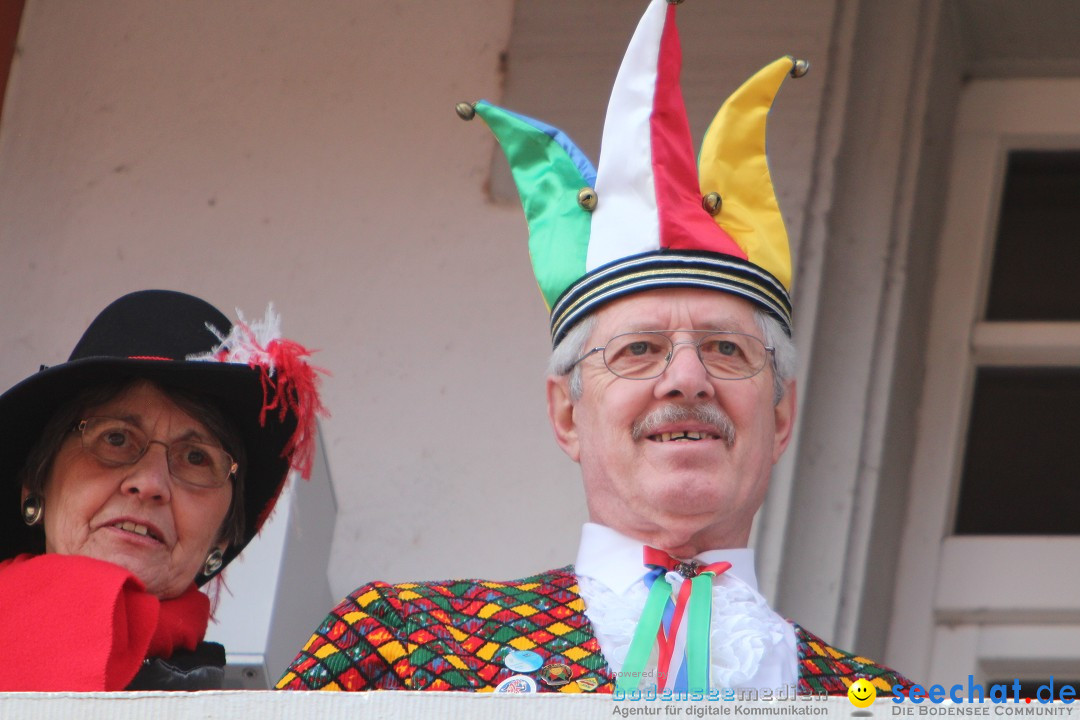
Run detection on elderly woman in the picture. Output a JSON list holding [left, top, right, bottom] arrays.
[[0, 290, 325, 691]]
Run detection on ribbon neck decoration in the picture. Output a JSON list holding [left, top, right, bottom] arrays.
[[616, 547, 731, 695]]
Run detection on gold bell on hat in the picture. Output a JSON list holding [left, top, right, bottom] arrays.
[[455, 102, 477, 121], [702, 192, 722, 216]]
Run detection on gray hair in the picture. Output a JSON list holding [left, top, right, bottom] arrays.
[[548, 308, 795, 404]]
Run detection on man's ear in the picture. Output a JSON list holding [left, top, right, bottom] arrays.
[[547, 375, 580, 462], [772, 379, 797, 463]]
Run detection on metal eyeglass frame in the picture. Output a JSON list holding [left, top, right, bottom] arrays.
[[568, 329, 775, 381]]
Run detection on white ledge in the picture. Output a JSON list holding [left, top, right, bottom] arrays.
[[0, 692, 881, 719]]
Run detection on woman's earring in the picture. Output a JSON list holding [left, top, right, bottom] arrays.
[[202, 548, 224, 577], [22, 495, 43, 526]]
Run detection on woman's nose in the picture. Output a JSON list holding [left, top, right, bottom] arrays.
[[118, 442, 173, 501]]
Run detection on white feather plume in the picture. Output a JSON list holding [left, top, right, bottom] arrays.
[[188, 304, 283, 373]]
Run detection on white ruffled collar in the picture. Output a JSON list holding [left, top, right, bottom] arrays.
[[574, 522, 796, 689]]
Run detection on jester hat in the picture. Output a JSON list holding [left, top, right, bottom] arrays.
[[458, 0, 807, 347]]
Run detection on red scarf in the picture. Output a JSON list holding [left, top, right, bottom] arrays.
[[0, 553, 210, 691]]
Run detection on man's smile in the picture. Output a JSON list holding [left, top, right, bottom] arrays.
[[648, 430, 721, 442], [631, 403, 736, 445]]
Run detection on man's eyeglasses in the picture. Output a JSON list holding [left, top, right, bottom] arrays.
[[77, 417, 237, 489], [570, 330, 775, 381]]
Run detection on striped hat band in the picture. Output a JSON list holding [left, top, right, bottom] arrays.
[[549, 250, 792, 348]]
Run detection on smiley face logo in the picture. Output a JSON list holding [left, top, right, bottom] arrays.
[[848, 678, 877, 708]]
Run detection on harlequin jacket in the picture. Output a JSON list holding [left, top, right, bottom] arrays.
[[277, 566, 913, 695]]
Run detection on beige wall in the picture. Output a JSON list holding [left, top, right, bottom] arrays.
[[0, 0, 592, 599], [1, 0, 847, 601], [8, 0, 1080, 687], [0, 0, 936, 675]]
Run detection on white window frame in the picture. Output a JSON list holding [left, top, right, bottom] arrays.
[[888, 78, 1080, 684]]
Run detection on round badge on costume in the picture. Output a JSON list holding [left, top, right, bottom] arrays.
[[495, 674, 538, 693], [538, 662, 572, 687], [504, 649, 543, 673]]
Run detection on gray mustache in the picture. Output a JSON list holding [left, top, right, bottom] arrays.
[[632, 404, 736, 446]]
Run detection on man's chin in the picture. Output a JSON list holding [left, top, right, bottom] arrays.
[[643, 464, 733, 491], [640, 440, 734, 477], [643, 487, 731, 521], [640, 472, 749, 512], [635, 510, 749, 556]]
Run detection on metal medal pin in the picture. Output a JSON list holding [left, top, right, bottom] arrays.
[[575, 676, 600, 692], [504, 649, 543, 673], [538, 662, 572, 687], [494, 674, 538, 693]]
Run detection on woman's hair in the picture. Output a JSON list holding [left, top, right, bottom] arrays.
[[19, 379, 247, 548]]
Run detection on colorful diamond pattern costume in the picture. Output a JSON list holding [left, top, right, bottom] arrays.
[[277, 567, 913, 695]]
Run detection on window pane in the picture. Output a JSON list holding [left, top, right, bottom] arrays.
[[985, 150, 1080, 321], [955, 367, 1080, 534]]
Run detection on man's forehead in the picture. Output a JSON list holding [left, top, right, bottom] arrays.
[[590, 289, 759, 335]]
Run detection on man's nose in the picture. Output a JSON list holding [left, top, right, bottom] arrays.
[[655, 341, 714, 399]]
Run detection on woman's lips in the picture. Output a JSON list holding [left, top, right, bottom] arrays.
[[103, 518, 165, 544]]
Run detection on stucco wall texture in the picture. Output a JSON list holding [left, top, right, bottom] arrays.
[[0, 1, 827, 601]]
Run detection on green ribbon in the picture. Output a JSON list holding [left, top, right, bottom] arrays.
[[686, 572, 715, 693], [616, 574, 672, 693]]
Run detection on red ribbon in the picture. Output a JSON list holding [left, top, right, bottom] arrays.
[[643, 547, 731, 688]]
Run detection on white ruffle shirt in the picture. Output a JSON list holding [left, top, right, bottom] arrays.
[[574, 523, 797, 690]]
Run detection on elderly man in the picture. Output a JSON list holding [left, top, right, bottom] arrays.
[[279, 0, 911, 697]]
